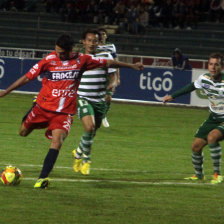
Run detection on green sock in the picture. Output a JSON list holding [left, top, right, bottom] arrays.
[[208, 143, 222, 175], [75, 147, 83, 159], [192, 151, 204, 178], [103, 102, 111, 118], [78, 131, 95, 162]]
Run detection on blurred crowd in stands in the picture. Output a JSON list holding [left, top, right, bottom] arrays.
[[1, 0, 224, 34], [0, 0, 25, 11]]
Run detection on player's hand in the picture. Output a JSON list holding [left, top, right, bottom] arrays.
[[132, 62, 144, 71], [105, 94, 112, 104], [116, 77, 120, 86], [0, 90, 7, 98], [107, 82, 115, 90], [163, 95, 173, 103]]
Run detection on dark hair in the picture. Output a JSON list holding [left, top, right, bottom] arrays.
[[81, 29, 101, 42], [209, 52, 224, 65], [98, 28, 108, 35], [173, 48, 182, 55], [55, 33, 74, 51]]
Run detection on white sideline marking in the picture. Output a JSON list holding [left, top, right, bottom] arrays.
[[0, 162, 151, 173], [24, 177, 212, 186], [0, 162, 215, 186]]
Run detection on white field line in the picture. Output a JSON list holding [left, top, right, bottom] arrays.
[[0, 162, 150, 173], [23, 177, 213, 186], [0, 162, 216, 186]]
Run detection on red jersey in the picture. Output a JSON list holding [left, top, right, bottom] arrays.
[[25, 51, 107, 114]]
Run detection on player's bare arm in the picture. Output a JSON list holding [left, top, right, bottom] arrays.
[[163, 95, 173, 103], [106, 73, 116, 90], [0, 75, 30, 97], [106, 60, 144, 71]]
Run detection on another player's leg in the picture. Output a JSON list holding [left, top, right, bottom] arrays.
[[102, 72, 117, 128], [207, 129, 223, 184], [75, 115, 95, 175], [79, 130, 95, 175], [72, 148, 83, 172], [73, 99, 95, 175], [80, 102, 105, 175], [102, 93, 112, 128], [184, 137, 207, 180], [34, 129, 67, 189]]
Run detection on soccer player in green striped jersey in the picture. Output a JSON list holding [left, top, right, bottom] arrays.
[[72, 29, 144, 175], [97, 28, 120, 128], [163, 53, 224, 184]]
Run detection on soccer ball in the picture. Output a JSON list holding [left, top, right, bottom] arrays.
[[1, 165, 22, 186]]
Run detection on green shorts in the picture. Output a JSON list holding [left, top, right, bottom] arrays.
[[77, 98, 106, 129], [195, 113, 224, 140]]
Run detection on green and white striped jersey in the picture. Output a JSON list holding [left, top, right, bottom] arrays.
[[78, 52, 116, 102], [97, 42, 117, 59], [194, 72, 224, 114]]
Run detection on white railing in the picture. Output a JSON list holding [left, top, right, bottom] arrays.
[[0, 47, 207, 69], [0, 47, 51, 59]]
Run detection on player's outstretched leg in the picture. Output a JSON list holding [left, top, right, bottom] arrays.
[[184, 152, 205, 180], [209, 143, 223, 184], [207, 130, 223, 184], [34, 148, 59, 188], [34, 129, 66, 189]]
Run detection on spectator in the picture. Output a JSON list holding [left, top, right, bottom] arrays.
[[172, 0, 186, 29], [171, 48, 192, 70], [113, 0, 126, 25], [14, 0, 25, 11], [74, 0, 89, 23], [147, 0, 163, 27], [98, 0, 115, 24], [125, 3, 139, 34], [185, 0, 200, 29], [86, 0, 99, 23], [9, 0, 17, 11], [161, 0, 173, 28], [200, 0, 210, 21], [59, 2, 75, 22], [209, 0, 224, 23], [138, 4, 149, 34]]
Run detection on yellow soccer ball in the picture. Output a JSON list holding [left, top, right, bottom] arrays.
[[1, 165, 22, 186]]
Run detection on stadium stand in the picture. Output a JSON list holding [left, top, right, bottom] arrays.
[[0, 0, 224, 60]]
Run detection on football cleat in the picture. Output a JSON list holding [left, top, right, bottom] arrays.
[[184, 175, 205, 181], [72, 150, 83, 173], [211, 173, 223, 184], [102, 117, 110, 128], [33, 96, 37, 104], [34, 178, 50, 189], [81, 161, 91, 175]]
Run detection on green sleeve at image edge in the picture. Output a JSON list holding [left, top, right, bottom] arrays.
[[171, 82, 196, 99]]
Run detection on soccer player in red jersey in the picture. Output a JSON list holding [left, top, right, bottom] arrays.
[[0, 33, 144, 188]]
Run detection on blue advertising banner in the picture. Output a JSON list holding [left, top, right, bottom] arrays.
[[113, 67, 192, 104], [20, 58, 41, 92], [0, 57, 193, 105], [0, 57, 41, 92], [0, 57, 22, 88]]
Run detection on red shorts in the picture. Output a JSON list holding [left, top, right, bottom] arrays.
[[23, 104, 73, 139]]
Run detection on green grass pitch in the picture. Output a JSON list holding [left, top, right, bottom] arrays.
[[0, 93, 224, 224]]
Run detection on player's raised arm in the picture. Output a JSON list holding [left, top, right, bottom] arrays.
[[163, 82, 196, 104], [0, 75, 30, 98], [106, 60, 144, 71]]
